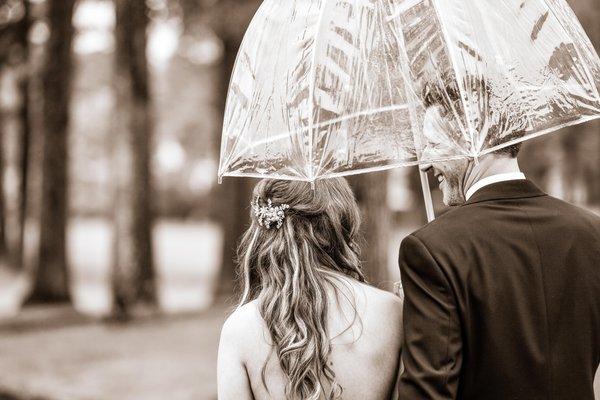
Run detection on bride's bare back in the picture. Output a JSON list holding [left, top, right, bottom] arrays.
[[218, 178, 403, 399], [218, 276, 403, 400]]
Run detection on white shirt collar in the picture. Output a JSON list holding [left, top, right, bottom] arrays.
[[465, 172, 526, 201]]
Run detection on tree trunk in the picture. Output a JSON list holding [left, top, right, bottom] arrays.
[[16, 0, 31, 271], [0, 1, 31, 268], [349, 172, 393, 291], [408, 167, 432, 224], [29, 0, 75, 302], [0, 13, 9, 263], [173, 0, 246, 298], [111, 0, 155, 317], [0, 78, 6, 259], [565, 0, 600, 207], [213, 37, 255, 299], [190, 0, 262, 300]]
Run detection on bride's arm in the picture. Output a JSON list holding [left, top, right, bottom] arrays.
[[217, 314, 255, 400]]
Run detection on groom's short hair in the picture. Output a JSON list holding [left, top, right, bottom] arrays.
[[420, 74, 522, 159]]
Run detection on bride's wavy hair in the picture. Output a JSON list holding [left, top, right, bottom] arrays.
[[236, 177, 365, 400]]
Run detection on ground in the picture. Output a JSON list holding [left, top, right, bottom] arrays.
[[0, 302, 229, 400], [0, 218, 228, 400]]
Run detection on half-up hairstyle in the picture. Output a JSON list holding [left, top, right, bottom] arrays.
[[236, 177, 365, 400]]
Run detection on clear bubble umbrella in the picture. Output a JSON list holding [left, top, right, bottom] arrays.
[[218, 0, 600, 220]]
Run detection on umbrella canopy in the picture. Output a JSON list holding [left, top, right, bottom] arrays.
[[218, 0, 600, 182]]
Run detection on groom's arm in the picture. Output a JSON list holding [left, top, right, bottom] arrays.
[[398, 234, 462, 400]]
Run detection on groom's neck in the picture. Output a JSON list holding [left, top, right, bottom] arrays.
[[463, 155, 522, 195]]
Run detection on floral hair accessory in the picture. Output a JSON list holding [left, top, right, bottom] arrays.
[[252, 197, 290, 229]]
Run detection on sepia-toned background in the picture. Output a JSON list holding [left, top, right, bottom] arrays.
[[0, 0, 598, 399]]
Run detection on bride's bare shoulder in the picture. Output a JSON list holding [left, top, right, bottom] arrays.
[[220, 301, 266, 354], [222, 300, 263, 332], [353, 280, 402, 307], [351, 280, 403, 330]]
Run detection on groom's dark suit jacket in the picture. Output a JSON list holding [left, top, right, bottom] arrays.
[[398, 179, 600, 400]]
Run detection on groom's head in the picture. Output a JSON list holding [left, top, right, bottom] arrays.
[[418, 75, 522, 206]]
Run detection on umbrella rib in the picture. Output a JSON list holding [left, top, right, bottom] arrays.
[[218, 0, 271, 179], [221, 154, 471, 182], [430, 0, 478, 157], [387, 6, 422, 158], [307, 1, 329, 181]]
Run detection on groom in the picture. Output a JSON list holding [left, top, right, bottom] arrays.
[[397, 79, 600, 399]]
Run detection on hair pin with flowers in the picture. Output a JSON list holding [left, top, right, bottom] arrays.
[[252, 197, 290, 229]]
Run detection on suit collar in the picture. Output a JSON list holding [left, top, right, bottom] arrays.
[[465, 172, 526, 201], [463, 179, 547, 205]]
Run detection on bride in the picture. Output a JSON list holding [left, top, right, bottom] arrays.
[[217, 178, 403, 400]]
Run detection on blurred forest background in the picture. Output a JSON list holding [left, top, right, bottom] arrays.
[[0, 0, 598, 399]]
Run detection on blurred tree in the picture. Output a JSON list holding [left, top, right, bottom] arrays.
[[349, 173, 393, 289], [29, 0, 76, 302], [211, 40, 254, 298], [195, 0, 261, 298], [14, 0, 32, 271], [0, 80, 5, 262], [0, 2, 21, 55], [520, 134, 555, 190], [407, 167, 432, 223], [583, 1, 600, 206], [111, 0, 156, 317], [21, 0, 48, 300], [557, 0, 600, 206], [0, 0, 28, 267], [0, 11, 14, 259], [0, 0, 33, 271], [177, 0, 203, 34]]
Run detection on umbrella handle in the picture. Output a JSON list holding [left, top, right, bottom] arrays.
[[419, 169, 435, 223]]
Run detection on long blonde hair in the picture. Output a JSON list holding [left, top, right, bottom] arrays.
[[236, 178, 365, 399]]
